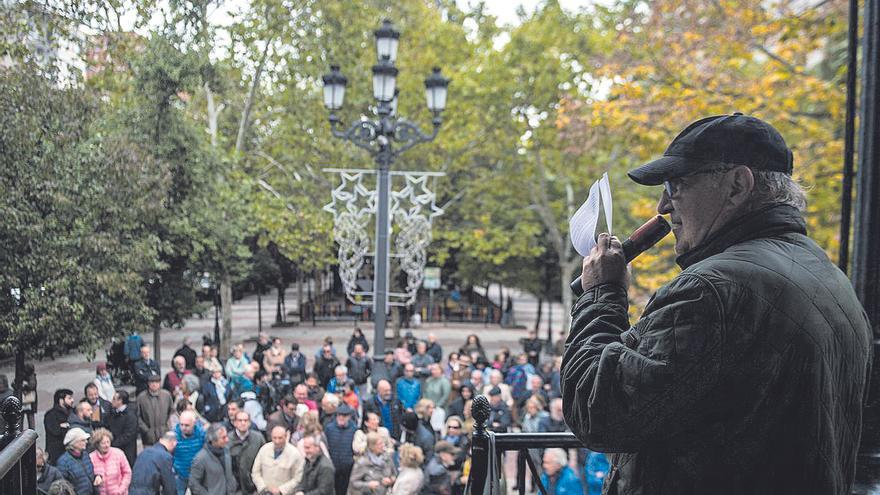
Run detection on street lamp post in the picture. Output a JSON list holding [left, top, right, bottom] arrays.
[[212, 286, 221, 348], [322, 19, 449, 359], [200, 273, 222, 348]]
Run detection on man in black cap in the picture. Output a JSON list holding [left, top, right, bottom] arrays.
[[561, 113, 872, 494], [486, 386, 512, 434], [324, 404, 357, 495], [402, 410, 434, 460]]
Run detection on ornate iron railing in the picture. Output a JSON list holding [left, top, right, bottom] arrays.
[[0, 396, 37, 494], [466, 395, 584, 495]]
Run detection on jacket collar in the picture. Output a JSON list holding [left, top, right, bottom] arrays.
[[676, 204, 807, 269]]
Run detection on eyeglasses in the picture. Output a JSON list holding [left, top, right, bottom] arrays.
[[447, 425, 461, 430], [663, 166, 735, 199]]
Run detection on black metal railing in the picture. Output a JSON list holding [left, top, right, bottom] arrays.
[[466, 395, 584, 495], [0, 396, 38, 494]]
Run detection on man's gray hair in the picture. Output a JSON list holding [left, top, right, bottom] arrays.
[[705, 164, 807, 211], [750, 170, 807, 211], [544, 448, 567, 466], [335, 365, 348, 374], [205, 423, 225, 444]]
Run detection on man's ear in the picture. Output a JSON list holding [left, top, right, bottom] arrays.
[[728, 166, 755, 206]]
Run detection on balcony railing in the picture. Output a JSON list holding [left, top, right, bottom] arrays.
[[466, 394, 584, 495], [0, 396, 38, 494]]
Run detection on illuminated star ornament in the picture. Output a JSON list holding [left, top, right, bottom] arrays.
[[324, 168, 445, 307]]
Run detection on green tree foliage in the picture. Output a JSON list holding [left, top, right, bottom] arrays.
[[2, 0, 853, 356], [0, 63, 165, 358], [558, 0, 852, 314]]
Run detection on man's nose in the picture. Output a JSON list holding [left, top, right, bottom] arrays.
[[657, 191, 673, 215]]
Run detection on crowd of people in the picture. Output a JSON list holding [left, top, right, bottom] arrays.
[[30, 328, 608, 495]]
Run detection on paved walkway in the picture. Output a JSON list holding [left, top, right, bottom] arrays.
[[2, 284, 559, 446], [474, 285, 567, 335]]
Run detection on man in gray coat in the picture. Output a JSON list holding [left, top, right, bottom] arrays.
[[294, 435, 335, 495], [562, 113, 872, 494], [228, 411, 263, 494], [136, 375, 174, 447], [188, 423, 237, 495]]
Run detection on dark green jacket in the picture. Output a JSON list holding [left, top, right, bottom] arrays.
[[561, 205, 872, 495], [295, 453, 335, 495], [227, 429, 263, 494]]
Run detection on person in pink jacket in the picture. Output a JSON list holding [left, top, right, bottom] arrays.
[[89, 428, 132, 495]]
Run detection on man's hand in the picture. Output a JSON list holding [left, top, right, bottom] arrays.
[[268, 487, 281, 495], [94, 475, 103, 486], [382, 476, 395, 486], [581, 233, 629, 291], [368, 480, 381, 489]]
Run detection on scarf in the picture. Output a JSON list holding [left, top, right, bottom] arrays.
[[212, 378, 227, 405], [208, 444, 226, 460], [367, 451, 384, 466]]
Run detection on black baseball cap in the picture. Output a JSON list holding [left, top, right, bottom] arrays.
[[628, 113, 793, 186]]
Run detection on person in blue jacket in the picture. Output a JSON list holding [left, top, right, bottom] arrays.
[[172, 410, 205, 495], [582, 450, 610, 495], [395, 363, 421, 410], [57, 428, 100, 494], [130, 431, 178, 494], [540, 448, 584, 495]]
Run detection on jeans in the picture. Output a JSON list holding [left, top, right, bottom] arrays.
[[176, 474, 189, 495]]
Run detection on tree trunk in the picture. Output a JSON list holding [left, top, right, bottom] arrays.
[[559, 259, 580, 338], [235, 36, 273, 154], [391, 306, 401, 339], [546, 304, 553, 349], [220, 275, 233, 358], [205, 82, 224, 147], [276, 285, 284, 324], [297, 272, 304, 321], [14, 347, 25, 391], [534, 298, 543, 332], [484, 283, 492, 325], [257, 292, 262, 334], [153, 325, 161, 364], [281, 286, 286, 320]]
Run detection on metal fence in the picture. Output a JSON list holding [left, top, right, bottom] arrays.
[[466, 395, 584, 495], [0, 396, 37, 494]]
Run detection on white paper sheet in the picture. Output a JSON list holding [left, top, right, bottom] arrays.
[[599, 172, 612, 235], [570, 179, 601, 256], [569, 172, 613, 256]]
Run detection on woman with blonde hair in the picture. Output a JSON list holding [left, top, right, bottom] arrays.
[[88, 428, 131, 495], [461, 399, 474, 434], [391, 444, 424, 495], [294, 410, 330, 458], [348, 432, 397, 495], [353, 411, 394, 457], [414, 399, 437, 440]]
